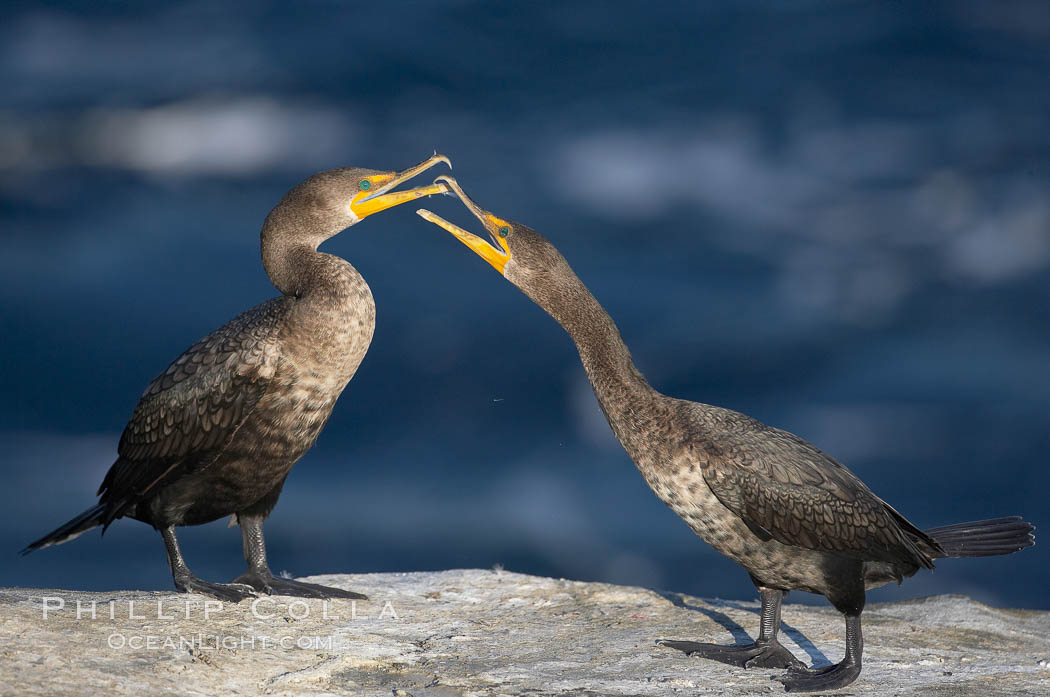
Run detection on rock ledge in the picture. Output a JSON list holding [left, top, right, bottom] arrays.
[[3, 569, 1049, 696]]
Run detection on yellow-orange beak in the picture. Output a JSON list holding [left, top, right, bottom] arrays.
[[416, 175, 512, 274], [349, 153, 452, 220]]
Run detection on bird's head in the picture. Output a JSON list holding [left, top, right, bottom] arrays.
[[265, 153, 452, 246], [417, 176, 573, 303]]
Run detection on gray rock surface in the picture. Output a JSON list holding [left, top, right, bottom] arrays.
[[3, 569, 1048, 696]]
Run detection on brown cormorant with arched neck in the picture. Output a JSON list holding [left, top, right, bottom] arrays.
[[22, 154, 452, 602], [417, 176, 1035, 692]]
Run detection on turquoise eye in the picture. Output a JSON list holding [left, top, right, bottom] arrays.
[[499, 226, 510, 237], [359, 180, 371, 191]]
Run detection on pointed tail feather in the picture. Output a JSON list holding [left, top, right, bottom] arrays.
[[20, 503, 107, 555], [925, 516, 1036, 558]]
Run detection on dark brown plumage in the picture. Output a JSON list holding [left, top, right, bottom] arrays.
[[418, 176, 1035, 692], [23, 155, 451, 601]]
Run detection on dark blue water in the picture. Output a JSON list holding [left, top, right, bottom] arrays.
[[2, 1, 1048, 609]]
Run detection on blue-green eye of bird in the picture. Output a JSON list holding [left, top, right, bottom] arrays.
[[499, 226, 510, 237], [359, 180, 371, 191]]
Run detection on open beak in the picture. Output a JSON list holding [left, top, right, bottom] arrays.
[[416, 175, 511, 274], [349, 153, 452, 219]]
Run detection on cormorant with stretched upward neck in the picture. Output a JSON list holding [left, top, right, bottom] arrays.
[[22, 154, 452, 602], [417, 176, 1035, 692]]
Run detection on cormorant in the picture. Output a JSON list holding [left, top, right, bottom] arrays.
[[22, 154, 452, 602], [417, 176, 1035, 692]]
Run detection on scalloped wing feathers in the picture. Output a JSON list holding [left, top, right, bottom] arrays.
[[695, 410, 939, 570], [99, 300, 286, 508]]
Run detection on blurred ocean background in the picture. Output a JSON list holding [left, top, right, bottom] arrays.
[[2, 1, 1048, 609]]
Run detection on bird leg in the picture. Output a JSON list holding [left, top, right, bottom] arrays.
[[160, 525, 255, 602], [230, 514, 367, 600], [660, 588, 805, 670], [776, 612, 863, 692]]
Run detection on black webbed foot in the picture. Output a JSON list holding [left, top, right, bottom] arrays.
[[232, 570, 368, 599], [775, 658, 861, 692], [174, 573, 256, 602], [659, 639, 805, 671]]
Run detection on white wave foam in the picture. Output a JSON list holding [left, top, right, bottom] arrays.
[[552, 113, 1050, 319], [81, 96, 356, 175], [0, 96, 356, 176]]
